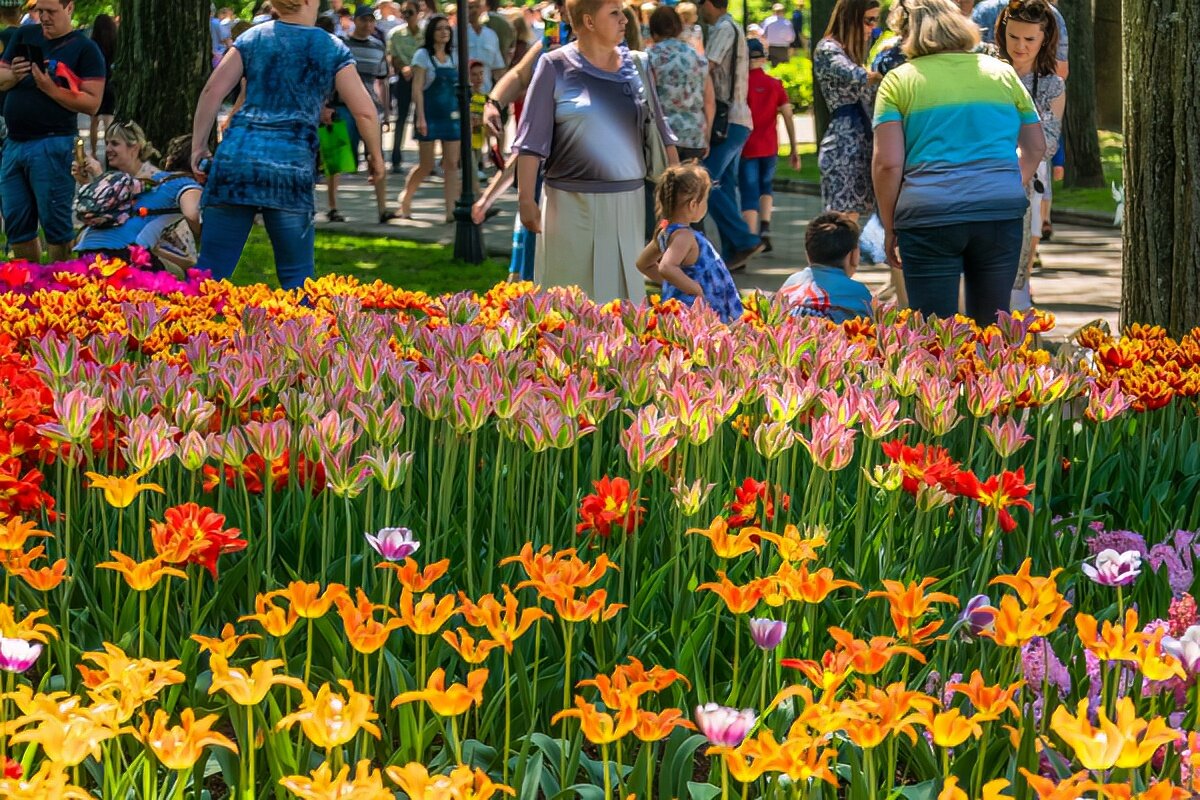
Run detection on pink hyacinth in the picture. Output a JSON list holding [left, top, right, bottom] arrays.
[[748, 618, 787, 651], [694, 703, 757, 747], [0, 637, 43, 674], [365, 527, 420, 561]]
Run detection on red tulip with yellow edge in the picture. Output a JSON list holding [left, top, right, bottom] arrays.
[[135, 707, 238, 770], [275, 679, 381, 749], [279, 760, 394, 800], [391, 667, 488, 717]]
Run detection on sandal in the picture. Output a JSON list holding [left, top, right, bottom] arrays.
[[379, 211, 401, 224], [326, 209, 347, 223]]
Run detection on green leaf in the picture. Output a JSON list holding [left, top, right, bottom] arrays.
[[687, 780, 722, 800]]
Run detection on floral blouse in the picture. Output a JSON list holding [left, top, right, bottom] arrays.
[[647, 37, 709, 151]]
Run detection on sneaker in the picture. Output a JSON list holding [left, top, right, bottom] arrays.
[[327, 209, 347, 222], [760, 234, 773, 253], [727, 242, 766, 272]]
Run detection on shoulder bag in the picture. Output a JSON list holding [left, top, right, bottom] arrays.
[[632, 50, 671, 183], [710, 19, 739, 145]]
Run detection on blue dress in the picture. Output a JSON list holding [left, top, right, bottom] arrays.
[[204, 21, 354, 214], [657, 223, 744, 323]]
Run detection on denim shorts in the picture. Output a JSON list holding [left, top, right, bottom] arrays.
[[0, 135, 77, 245], [738, 155, 777, 211]]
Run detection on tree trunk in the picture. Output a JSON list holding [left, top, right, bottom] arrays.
[[1059, 0, 1105, 187], [810, 0, 834, 142], [113, 0, 210, 152], [1093, 0, 1121, 130], [1120, 0, 1200, 333]]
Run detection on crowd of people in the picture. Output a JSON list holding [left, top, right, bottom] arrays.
[[0, 0, 1067, 324]]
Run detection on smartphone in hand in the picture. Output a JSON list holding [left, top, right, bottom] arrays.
[[15, 43, 46, 67]]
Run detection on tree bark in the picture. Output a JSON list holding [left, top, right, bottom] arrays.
[[113, 0, 210, 153], [1059, 0, 1105, 187], [1093, 0, 1121, 130], [1120, 0, 1200, 333], [809, 0, 834, 142]]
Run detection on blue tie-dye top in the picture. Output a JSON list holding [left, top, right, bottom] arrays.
[[203, 21, 354, 213]]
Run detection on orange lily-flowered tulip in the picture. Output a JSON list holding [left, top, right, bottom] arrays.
[[270, 580, 347, 619], [698, 572, 768, 614], [391, 667, 488, 717], [207, 655, 304, 706], [608, 656, 692, 693], [0, 518, 49, 552], [190, 623, 260, 659], [758, 523, 827, 563], [1017, 769, 1097, 800], [765, 562, 860, 606], [867, 578, 958, 643], [386, 763, 515, 800], [827, 627, 926, 675], [11, 559, 69, 591], [0, 604, 57, 642], [707, 741, 768, 783], [1075, 609, 1144, 663], [135, 708, 238, 770], [1050, 697, 1178, 771], [0, 763, 92, 799], [939, 776, 1011, 800], [552, 695, 637, 744], [752, 730, 839, 785], [543, 586, 625, 623], [632, 708, 695, 742], [442, 627, 505, 664], [990, 559, 1067, 607], [280, 760, 394, 800], [839, 682, 932, 749], [984, 594, 1063, 648], [686, 516, 765, 559], [780, 657, 851, 696], [918, 708, 982, 748], [506, 544, 616, 591], [1095, 782, 1191, 800], [8, 706, 120, 766], [276, 680, 381, 749], [76, 643, 184, 699], [335, 588, 404, 655], [458, 586, 551, 653], [377, 557, 450, 592], [239, 593, 300, 637], [1136, 627, 1186, 682], [397, 588, 458, 636], [946, 671, 1022, 722], [97, 552, 187, 592], [83, 467, 165, 508]]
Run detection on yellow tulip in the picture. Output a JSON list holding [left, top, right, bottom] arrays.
[[275, 680, 381, 749], [136, 708, 238, 770], [208, 655, 304, 706], [84, 468, 165, 509], [280, 760, 394, 800], [391, 667, 488, 717], [96, 552, 187, 592]]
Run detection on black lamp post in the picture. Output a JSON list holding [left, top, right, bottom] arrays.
[[453, 5, 485, 263]]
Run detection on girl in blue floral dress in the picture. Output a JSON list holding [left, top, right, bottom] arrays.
[[636, 164, 744, 323]]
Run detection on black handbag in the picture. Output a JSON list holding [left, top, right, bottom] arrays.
[[710, 20, 740, 145]]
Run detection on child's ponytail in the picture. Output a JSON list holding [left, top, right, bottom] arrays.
[[654, 162, 712, 223]]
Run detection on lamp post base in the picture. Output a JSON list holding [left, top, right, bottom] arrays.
[[453, 199, 485, 264]]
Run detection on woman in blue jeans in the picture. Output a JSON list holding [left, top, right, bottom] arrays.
[[871, 0, 1045, 323], [190, 0, 385, 290]]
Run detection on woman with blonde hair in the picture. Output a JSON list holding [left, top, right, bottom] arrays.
[[675, 1, 703, 53], [872, 0, 1046, 323], [814, 0, 881, 220], [191, 0, 385, 289]]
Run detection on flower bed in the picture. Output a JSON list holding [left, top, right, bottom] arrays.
[[0, 257, 1199, 798]]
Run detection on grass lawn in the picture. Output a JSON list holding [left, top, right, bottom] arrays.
[[233, 227, 508, 295], [777, 131, 1124, 218]]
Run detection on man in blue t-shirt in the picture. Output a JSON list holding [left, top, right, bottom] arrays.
[[779, 211, 874, 323], [0, 0, 106, 263]]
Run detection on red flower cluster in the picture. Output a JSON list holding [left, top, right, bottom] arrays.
[[577, 476, 645, 539], [202, 450, 326, 496], [151, 502, 247, 578], [881, 438, 1033, 533], [0, 337, 58, 522], [727, 478, 790, 529]]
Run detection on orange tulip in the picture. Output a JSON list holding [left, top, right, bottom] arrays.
[[377, 557, 450, 592], [545, 587, 625, 623], [506, 544, 616, 591], [391, 667, 488, 717], [458, 586, 551, 653], [698, 572, 768, 615], [758, 523, 827, 563], [1050, 697, 1178, 771], [190, 623, 260, 659], [97, 552, 187, 592], [9, 706, 120, 766], [765, 562, 860, 606], [135, 707, 238, 770], [270, 580, 347, 619], [1095, 782, 1191, 800], [442, 627, 504, 664], [939, 776, 1011, 800], [1136, 626, 1186, 682], [1017, 769, 1097, 800], [755, 730, 839, 785], [608, 656, 692, 693], [276, 679, 381, 749], [1075, 609, 1144, 663], [207, 655, 304, 706], [990, 559, 1064, 605], [386, 763, 515, 800], [396, 588, 458, 636], [946, 671, 1022, 722], [0, 517, 49, 552], [632, 708, 695, 742], [707, 742, 768, 783], [280, 760, 394, 800], [867, 577, 957, 643], [11, 559, 69, 591], [686, 516, 765, 559], [552, 696, 637, 745], [918, 708, 982, 748], [239, 593, 300, 637], [827, 627, 926, 675], [0, 763, 91, 799], [335, 588, 403, 655]]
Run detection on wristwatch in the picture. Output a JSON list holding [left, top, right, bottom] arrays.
[[485, 97, 503, 113]]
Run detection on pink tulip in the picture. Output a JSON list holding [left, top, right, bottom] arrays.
[[748, 618, 787, 650], [694, 703, 757, 747], [1082, 549, 1142, 587], [0, 637, 43, 673], [983, 416, 1032, 459], [365, 527, 421, 561]]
